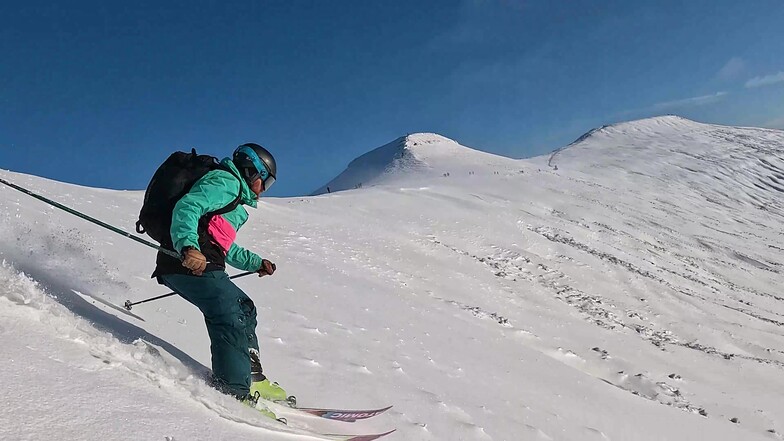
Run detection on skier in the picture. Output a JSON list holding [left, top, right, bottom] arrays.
[[151, 143, 287, 417]]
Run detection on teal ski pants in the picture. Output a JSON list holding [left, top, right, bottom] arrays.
[[160, 271, 260, 398]]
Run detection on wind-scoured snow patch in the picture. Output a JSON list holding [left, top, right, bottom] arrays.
[[548, 116, 784, 212]]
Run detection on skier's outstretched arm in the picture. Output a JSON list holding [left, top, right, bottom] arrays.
[[226, 242, 262, 271]]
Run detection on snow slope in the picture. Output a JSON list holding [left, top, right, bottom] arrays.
[[1, 116, 783, 441]]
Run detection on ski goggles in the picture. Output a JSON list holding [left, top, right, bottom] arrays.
[[260, 170, 275, 191], [236, 145, 276, 191]]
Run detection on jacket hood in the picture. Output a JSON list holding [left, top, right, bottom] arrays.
[[220, 157, 258, 208]]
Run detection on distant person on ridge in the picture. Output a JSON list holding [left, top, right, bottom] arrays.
[[151, 143, 287, 418]]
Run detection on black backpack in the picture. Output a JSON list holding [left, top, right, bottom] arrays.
[[136, 149, 242, 249]]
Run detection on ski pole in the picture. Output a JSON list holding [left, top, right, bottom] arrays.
[[124, 270, 257, 310], [0, 176, 181, 260], [1, 176, 267, 310]]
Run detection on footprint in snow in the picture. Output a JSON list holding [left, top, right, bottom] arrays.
[[552, 347, 585, 364], [302, 326, 326, 336], [462, 423, 492, 440], [583, 426, 611, 440], [522, 424, 554, 440], [349, 363, 373, 374], [391, 361, 406, 375], [510, 328, 539, 340], [284, 309, 308, 321], [591, 347, 610, 360]]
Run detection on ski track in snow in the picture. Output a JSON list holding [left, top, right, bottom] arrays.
[[2, 117, 784, 440], [0, 261, 367, 441]]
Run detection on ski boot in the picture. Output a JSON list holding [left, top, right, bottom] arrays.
[[243, 393, 286, 424], [249, 378, 296, 406], [249, 349, 296, 407]]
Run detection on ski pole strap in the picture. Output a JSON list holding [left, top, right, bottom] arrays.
[[0, 176, 181, 260]]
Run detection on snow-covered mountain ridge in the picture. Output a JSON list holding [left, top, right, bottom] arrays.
[[550, 116, 784, 210], [1, 116, 783, 441], [312, 133, 517, 195]]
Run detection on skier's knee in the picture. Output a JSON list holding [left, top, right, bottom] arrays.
[[239, 297, 257, 320]]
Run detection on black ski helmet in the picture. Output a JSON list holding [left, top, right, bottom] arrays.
[[232, 143, 277, 190]]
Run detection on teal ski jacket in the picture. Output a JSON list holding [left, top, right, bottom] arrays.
[[168, 158, 263, 273]]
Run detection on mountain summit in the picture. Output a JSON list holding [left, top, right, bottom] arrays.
[[312, 133, 516, 194]]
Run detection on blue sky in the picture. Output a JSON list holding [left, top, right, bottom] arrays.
[[1, 0, 783, 196]]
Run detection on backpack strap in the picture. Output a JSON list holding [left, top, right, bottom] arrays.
[[203, 164, 244, 219], [195, 165, 244, 256]]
